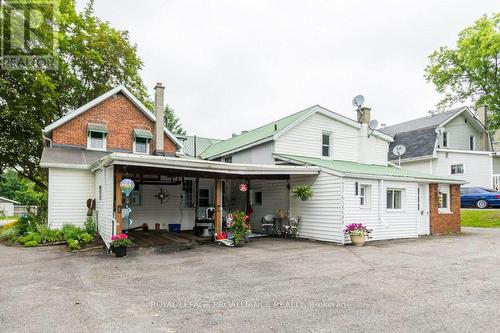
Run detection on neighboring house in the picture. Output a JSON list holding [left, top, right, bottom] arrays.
[[380, 107, 494, 189], [0, 196, 20, 217], [40, 84, 463, 247]]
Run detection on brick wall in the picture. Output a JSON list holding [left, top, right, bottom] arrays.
[[51, 93, 177, 154], [429, 184, 461, 234]]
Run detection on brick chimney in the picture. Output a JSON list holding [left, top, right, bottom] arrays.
[[477, 106, 490, 151], [154, 83, 165, 155], [357, 107, 371, 124]]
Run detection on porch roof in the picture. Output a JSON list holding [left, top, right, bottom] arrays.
[[274, 153, 466, 184], [91, 152, 320, 177]]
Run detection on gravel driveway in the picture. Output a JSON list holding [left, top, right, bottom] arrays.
[[1, 227, 499, 333]]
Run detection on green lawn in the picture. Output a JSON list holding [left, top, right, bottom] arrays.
[[0, 216, 17, 221], [461, 209, 500, 228]]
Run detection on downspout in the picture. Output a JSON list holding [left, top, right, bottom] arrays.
[[378, 179, 389, 227], [42, 134, 52, 148]]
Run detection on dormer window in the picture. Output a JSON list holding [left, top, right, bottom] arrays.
[[87, 123, 107, 151], [133, 129, 153, 154]]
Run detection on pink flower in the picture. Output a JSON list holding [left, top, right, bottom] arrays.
[[121, 233, 128, 239], [111, 235, 118, 241]]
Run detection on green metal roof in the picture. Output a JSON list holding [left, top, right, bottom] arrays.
[[274, 153, 464, 183], [133, 128, 153, 139], [200, 107, 315, 159], [87, 123, 107, 133]]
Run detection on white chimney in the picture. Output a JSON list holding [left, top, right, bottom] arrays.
[[154, 82, 165, 155]]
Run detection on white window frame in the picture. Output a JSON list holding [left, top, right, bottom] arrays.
[[133, 137, 150, 154], [438, 184, 451, 213], [87, 131, 106, 151], [321, 131, 331, 158], [359, 184, 371, 208], [469, 136, 475, 151], [386, 188, 404, 211], [450, 163, 465, 175]]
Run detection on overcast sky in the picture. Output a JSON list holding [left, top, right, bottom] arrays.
[[76, 0, 497, 139]]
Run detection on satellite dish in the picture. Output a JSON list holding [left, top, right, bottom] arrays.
[[393, 144, 406, 156], [368, 119, 379, 131], [435, 127, 445, 135], [352, 95, 365, 108]]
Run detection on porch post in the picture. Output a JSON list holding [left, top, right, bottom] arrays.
[[214, 178, 222, 234], [114, 168, 123, 235]]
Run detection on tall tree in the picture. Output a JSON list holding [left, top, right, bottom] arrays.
[[0, 0, 152, 189], [165, 104, 186, 135], [425, 13, 499, 129]]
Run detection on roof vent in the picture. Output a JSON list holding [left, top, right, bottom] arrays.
[[232, 133, 239, 138], [428, 110, 436, 117], [241, 130, 248, 135], [381, 123, 387, 128], [274, 124, 278, 131]]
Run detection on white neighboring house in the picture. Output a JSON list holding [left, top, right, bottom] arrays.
[[0, 196, 20, 217], [40, 85, 464, 247], [379, 107, 494, 189]]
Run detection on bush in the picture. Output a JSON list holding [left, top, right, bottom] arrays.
[[80, 232, 94, 244], [0, 226, 20, 241], [67, 238, 80, 250], [37, 225, 63, 243], [16, 215, 37, 235], [84, 217, 96, 236], [24, 240, 39, 247], [62, 224, 83, 240], [17, 232, 43, 245]]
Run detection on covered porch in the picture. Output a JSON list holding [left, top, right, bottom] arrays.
[[91, 153, 319, 246]]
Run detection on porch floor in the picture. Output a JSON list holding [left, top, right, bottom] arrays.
[[127, 230, 210, 249]]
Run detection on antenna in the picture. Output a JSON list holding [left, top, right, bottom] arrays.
[[367, 119, 379, 138], [352, 95, 365, 109], [392, 144, 406, 167]]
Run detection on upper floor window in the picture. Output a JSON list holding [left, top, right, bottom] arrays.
[[450, 164, 464, 174], [442, 132, 448, 147], [87, 123, 107, 151], [133, 129, 153, 154], [224, 156, 232, 163], [322, 133, 331, 157], [469, 136, 475, 150]]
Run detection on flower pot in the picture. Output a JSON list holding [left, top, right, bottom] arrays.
[[113, 246, 127, 257], [349, 234, 366, 247]]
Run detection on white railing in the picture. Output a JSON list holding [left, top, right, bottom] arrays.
[[493, 174, 500, 191]]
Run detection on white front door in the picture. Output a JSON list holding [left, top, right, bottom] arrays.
[[417, 184, 430, 235]]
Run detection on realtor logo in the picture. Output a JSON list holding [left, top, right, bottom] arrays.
[[1, 0, 58, 70]]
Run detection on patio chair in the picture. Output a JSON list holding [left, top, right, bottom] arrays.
[[261, 214, 275, 235], [287, 216, 301, 239]]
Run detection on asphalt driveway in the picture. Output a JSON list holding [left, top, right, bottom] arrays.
[[1, 227, 500, 333]]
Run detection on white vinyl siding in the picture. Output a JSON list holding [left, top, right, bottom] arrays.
[[290, 172, 344, 243], [95, 167, 114, 247], [443, 114, 483, 151], [433, 151, 492, 188], [0, 202, 14, 216], [343, 178, 418, 242], [48, 168, 94, 229], [230, 141, 276, 165], [275, 113, 389, 165], [244, 180, 289, 232]]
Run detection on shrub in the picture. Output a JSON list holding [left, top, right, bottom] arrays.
[[62, 224, 83, 240], [226, 211, 250, 245], [0, 226, 20, 241], [67, 238, 80, 250], [37, 225, 63, 243], [17, 232, 43, 245], [24, 240, 39, 247], [16, 216, 37, 235], [84, 217, 96, 236], [80, 232, 94, 244]]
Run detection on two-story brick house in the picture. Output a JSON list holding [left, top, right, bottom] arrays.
[[40, 84, 464, 247]]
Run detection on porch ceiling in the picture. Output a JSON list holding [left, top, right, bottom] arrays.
[[91, 153, 320, 179]]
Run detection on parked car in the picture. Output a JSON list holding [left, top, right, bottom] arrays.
[[460, 187, 500, 209]]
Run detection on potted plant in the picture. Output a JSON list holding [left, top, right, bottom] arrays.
[[111, 233, 132, 257], [226, 211, 250, 246], [292, 185, 314, 201], [344, 223, 372, 247]]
